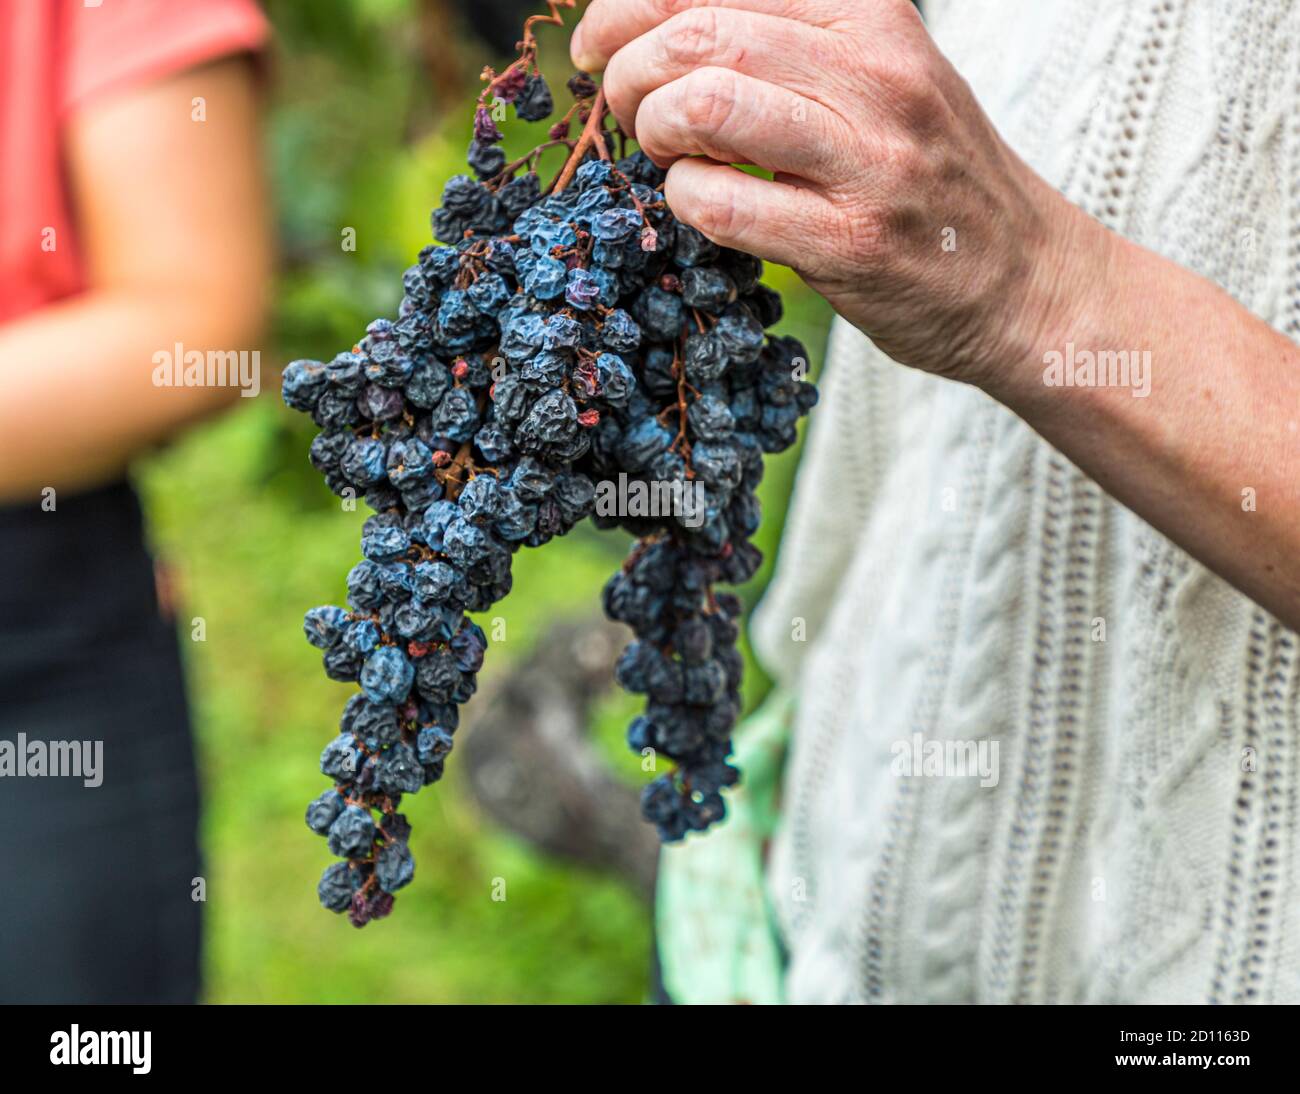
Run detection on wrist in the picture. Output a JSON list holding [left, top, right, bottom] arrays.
[[983, 190, 1121, 416]]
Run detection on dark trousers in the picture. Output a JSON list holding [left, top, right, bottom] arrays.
[[0, 481, 200, 1003]]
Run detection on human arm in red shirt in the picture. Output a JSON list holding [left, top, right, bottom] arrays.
[[0, 55, 271, 503]]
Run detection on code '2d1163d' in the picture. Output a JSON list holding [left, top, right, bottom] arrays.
[[281, 0, 817, 926]]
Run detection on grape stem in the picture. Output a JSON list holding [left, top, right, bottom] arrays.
[[521, 0, 577, 48], [438, 440, 475, 500], [550, 88, 608, 195], [486, 139, 577, 190], [669, 336, 695, 475], [480, 0, 576, 107], [436, 389, 491, 501]]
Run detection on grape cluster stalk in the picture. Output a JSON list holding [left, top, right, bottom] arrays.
[[282, 0, 817, 925]]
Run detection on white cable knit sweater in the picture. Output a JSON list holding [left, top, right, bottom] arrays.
[[750, 0, 1300, 1004]]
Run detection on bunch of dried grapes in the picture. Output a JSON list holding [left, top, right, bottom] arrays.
[[282, 0, 816, 925]]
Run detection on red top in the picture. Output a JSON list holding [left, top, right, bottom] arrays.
[[0, 0, 268, 324]]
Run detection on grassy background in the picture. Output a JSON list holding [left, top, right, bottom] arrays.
[[135, 0, 833, 1003]]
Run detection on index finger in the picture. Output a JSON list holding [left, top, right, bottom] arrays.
[[571, 0, 844, 72]]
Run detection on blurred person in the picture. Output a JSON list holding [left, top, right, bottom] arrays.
[[0, 0, 270, 1003], [571, 0, 1300, 1003]]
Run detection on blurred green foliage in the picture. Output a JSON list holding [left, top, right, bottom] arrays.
[[135, 0, 832, 1003]]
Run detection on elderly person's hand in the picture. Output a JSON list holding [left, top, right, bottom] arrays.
[[573, 0, 1300, 631], [572, 0, 1101, 394]]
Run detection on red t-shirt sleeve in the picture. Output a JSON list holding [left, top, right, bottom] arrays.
[[59, 0, 268, 117]]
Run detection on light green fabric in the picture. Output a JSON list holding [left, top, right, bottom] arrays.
[[655, 689, 792, 1005]]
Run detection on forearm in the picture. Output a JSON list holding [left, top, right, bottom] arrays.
[[0, 288, 262, 504], [995, 208, 1300, 630]]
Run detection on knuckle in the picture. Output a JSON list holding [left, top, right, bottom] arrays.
[[874, 54, 924, 98], [871, 52, 947, 127], [678, 67, 740, 135], [661, 6, 725, 67]]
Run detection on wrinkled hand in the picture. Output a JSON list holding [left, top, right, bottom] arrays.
[[572, 0, 1103, 392]]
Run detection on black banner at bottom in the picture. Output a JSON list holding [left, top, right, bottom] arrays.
[[0, 1001, 1291, 1080]]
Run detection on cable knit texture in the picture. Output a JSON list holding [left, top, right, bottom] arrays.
[[750, 0, 1300, 1004]]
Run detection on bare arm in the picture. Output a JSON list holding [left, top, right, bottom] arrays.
[[995, 212, 1300, 630], [0, 57, 271, 503]]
